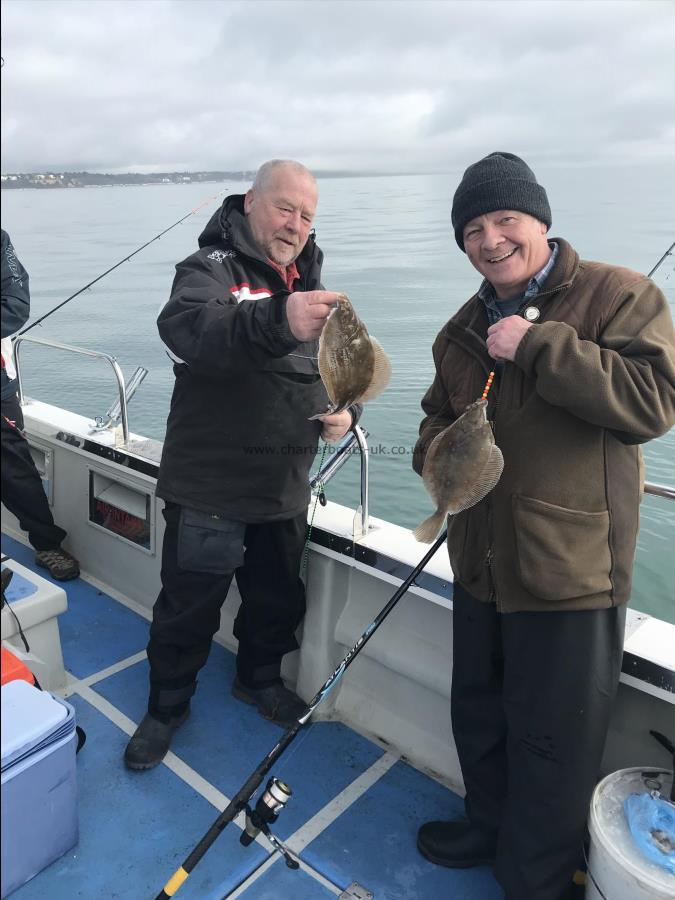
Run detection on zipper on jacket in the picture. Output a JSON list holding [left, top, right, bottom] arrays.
[[486, 374, 498, 610], [449, 276, 573, 612]]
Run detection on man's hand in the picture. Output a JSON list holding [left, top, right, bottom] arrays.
[[486, 315, 533, 362], [318, 410, 352, 443], [286, 290, 341, 342]]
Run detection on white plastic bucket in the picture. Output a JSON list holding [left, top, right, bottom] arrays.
[[587, 766, 674, 899]]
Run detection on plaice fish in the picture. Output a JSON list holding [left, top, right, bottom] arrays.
[[310, 294, 391, 419], [413, 399, 504, 543]]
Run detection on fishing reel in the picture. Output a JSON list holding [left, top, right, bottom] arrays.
[[240, 777, 299, 869]]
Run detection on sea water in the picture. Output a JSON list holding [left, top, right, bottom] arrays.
[[2, 170, 674, 622]]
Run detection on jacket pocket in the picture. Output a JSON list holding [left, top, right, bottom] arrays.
[[512, 494, 612, 602], [177, 507, 246, 574]]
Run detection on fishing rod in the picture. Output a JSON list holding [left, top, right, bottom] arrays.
[[18, 190, 226, 336], [153, 238, 675, 898], [648, 240, 674, 279], [154, 528, 448, 899]]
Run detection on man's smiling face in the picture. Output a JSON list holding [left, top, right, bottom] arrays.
[[244, 166, 318, 267], [463, 210, 551, 300]]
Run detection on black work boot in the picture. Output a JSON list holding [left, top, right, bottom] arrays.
[[124, 708, 190, 770], [231, 677, 306, 728], [417, 820, 497, 868]]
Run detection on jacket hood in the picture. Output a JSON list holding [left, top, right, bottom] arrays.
[[198, 194, 249, 250]]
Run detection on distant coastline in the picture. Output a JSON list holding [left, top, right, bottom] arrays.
[[0, 171, 246, 190], [1, 169, 383, 189]]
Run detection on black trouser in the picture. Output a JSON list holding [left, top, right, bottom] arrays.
[[1, 393, 67, 551], [146, 502, 307, 718], [451, 583, 625, 900]]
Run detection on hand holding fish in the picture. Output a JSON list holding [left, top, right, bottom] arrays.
[[310, 293, 392, 419], [318, 410, 352, 443], [287, 290, 342, 342], [486, 316, 532, 361]]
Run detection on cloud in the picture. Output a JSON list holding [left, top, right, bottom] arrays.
[[1, 0, 674, 173]]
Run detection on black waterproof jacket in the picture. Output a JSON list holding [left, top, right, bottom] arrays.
[[1, 229, 31, 400], [156, 195, 333, 521]]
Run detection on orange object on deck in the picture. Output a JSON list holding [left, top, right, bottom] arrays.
[[1, 646, 36, 686]]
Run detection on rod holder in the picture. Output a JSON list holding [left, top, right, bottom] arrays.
[[101, 365, 149, 425]]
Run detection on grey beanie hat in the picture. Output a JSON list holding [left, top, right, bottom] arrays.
[[451, 152, 551, 252]]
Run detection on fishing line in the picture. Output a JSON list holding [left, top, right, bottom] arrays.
[[481, 370, 495, 401], [424, 358, 495, 438], [302, 441, 329, 579], [17, 189, 227, 336]]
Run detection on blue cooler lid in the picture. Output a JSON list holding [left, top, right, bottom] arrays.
[[1, 565, 39, 602], [1, 680, 74, 772]]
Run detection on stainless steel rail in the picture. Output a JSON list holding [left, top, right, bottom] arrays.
[[309, 440, 673, 542], [309, 429, 363, 490], [310, 425, 370, 537], [353, 425, 369, 537], [644, 482, 675, 501], [13, 335, 131, 445], [10, 334, 674, 534]]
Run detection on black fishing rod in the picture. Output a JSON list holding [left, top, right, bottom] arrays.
[[18, 190, 226, 336], [648, 240, 674, 279], [154, 528, 448, 899]]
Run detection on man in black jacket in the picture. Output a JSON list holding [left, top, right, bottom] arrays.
[[125, 160, 352, 769], [1, 229, 79, 580]]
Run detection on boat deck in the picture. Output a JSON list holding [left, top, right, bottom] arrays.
[[2, 534, 503, 900]]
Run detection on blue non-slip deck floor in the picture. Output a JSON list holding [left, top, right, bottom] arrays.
[[2, 534, 503, 899], [3, 535, 150, 678]]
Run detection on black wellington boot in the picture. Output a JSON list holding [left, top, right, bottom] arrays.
[[417, 820, 497, 868], [124, 708, 190, 770], [231, 677, 306, 728]]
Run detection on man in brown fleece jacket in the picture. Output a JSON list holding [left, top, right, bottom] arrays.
[[413, 152, 675, 900]]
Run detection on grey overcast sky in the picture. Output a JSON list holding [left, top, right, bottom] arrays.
[[1, 0, 674, 174]]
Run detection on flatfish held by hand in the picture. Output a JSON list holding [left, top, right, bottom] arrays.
[[310, 294, 391, 419], [414, 399, 504, 543]]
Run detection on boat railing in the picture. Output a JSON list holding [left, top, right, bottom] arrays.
[[309, 431, 674, 539], [644, 481, 675, 501], [11, 334, 674, 540], [311, 425, 369, 537], [13, 335, 131, 445]]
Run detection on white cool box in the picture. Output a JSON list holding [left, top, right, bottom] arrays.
[[1, 680, 79, 897]]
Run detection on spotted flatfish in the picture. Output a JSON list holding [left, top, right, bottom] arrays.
[[310, 294, 391, 418], [414, 399, 504, 542]]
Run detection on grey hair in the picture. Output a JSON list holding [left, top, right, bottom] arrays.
[[252, 160, 316, 193]]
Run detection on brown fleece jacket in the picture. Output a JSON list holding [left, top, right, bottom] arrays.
[[413, 238, 675, 612]]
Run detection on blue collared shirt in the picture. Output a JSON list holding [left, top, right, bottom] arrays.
[[478, 241, 559, 327]]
